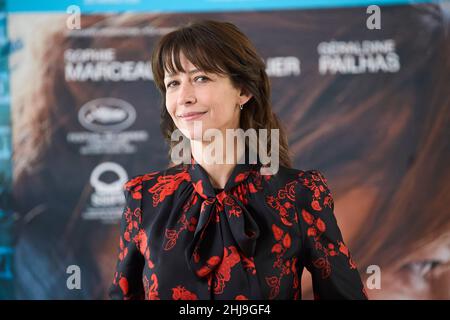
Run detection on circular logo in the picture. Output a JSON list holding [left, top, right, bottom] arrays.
[[78, 97, 136, 132], [90, 162, 128, 194]]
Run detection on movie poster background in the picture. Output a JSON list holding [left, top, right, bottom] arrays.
[[1, 2, 449, 299]]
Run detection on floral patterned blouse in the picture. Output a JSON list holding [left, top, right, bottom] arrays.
[[109, 159, 367, 300]]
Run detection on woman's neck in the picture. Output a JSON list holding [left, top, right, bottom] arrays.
[[190, 139, 245, 189]]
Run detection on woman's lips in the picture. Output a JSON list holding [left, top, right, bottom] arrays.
[[178, 111, 207, 121]]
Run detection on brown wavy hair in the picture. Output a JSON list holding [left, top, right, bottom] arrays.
[[151, 19, 292, 168]]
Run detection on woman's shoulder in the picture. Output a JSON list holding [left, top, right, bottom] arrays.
[[288, 167, 334, 213], [267, 166, 333, 208], [265, 165, 329, 187], [126, 163, 185, 181], [122, 163, 190, 204]]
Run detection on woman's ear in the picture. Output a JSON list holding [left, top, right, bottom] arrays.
[[239, 88, 253, 105]]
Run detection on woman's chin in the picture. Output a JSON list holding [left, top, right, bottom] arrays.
[[182, 124, 211, 141]]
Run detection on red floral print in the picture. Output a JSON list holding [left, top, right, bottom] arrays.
[[118, 275, 128, 296], [163, 193, 199, 251], [148, 171, 191, 207], [298, 171, 358, 285], [192, 180, 207, 199], [211, 246, 241, 294], [143, 274, 160, 300], [197, 255, 222, 278], [302, 209, 314, 225], [172, 285, 198, 300], [265, 276, 280, 299], [272, 224, 284, 241], [298, 170, 333, 212], [266, 181, 298, 227], [313, 257, 332, 279], [109, 165, 367, 300], [240, 254, 256, 275], [124, 172, 159, 200], [266, 223, 296, 299]]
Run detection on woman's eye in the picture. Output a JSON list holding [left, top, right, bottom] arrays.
[[195, 75, 209, 82], [402, 260, 442, 278], [166, 81, 178, 88]]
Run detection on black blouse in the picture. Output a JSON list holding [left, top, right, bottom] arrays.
[[109, 160, 367, 300]]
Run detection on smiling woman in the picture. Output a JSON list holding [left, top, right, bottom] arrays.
[[163, 55, 245, 141], [151, 20, 291, 171], [109, 19, 367, 300]]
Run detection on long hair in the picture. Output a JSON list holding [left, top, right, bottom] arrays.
[[151, 19, 292, 168]]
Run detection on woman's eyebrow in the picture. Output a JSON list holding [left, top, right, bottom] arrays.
[[164, 69, 201, 79]]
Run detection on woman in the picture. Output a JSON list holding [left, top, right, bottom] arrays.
[[109, 19, 367, 300]]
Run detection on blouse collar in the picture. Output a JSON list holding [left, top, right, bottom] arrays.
[[187, 149, 262, 199]]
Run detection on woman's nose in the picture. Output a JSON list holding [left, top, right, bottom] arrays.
[[177, 81, 197, 106]]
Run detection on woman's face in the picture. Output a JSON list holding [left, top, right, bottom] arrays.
[[367, 235, 450, 299], [164, 53, 250, 141]]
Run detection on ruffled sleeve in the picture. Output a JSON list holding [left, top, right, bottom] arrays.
[[296, 170, 367, 300], [109, 176, 145, 300]]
